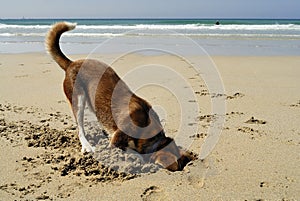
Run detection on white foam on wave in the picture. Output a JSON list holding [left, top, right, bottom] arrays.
[[0, 32, 123, 37], [72, 24, 300, 31], [1, 23, 300, 31], [1, 32, 300, 40], [0, 24, 50, 29]]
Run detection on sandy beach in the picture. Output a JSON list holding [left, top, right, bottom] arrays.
[[0, 53, 299, 200]]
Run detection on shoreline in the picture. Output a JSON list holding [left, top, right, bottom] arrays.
[[0, 53, 299, 200], [2, 38, 300, 56]]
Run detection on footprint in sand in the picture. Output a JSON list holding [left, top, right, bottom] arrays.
[[290, 100, 300, 108], [181, 160, 208, 188], [15, 74, 29, 78], [195, 89, 209, 96], [141, 186, 170, 201], [238, 126, 265, 140], [42, 70, 51, 73], [245, 117, 266, 124], [226, 92, 245, 100]]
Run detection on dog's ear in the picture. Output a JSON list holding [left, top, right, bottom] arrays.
[[151, 151, 179, 171]]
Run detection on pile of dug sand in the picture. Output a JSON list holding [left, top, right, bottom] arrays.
[[83, 117, 162, 174], [0, 103, 162, 180]]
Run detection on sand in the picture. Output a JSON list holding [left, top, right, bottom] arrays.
[[0, 53, 299, 200]]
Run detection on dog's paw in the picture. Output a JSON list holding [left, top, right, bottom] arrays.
[[81, 144, 95, 153], [108, 142, 116, 149]]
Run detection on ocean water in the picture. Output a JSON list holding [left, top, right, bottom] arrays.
[[0, 18, 300, 55]]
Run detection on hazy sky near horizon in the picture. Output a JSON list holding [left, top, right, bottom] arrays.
[[1, 0, 299, 19]]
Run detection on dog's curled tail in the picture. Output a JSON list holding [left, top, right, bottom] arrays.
[[46, 22, 76, 71]]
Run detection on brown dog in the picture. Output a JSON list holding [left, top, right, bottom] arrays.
[[46, 22, 192, 171]]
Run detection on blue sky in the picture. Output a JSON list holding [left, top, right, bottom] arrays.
[[1, 0, 299, 19]]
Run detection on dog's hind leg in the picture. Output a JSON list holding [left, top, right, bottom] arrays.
[[73, 93, 95, 153]]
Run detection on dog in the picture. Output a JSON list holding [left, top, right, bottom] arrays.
[[46, 22, 193, 171]]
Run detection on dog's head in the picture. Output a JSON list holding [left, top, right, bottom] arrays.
[[150, 137, 194, 171]]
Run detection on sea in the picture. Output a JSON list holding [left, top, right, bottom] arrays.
[[0, 18, 300, 56]]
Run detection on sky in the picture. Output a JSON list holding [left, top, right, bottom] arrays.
[[1, 0, 299, 19]]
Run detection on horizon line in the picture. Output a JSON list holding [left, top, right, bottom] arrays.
[[1, 17, 300, 20]]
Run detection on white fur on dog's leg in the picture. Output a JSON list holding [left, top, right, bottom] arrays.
[[108, 130, 119, 148], [76, 94, 95, 153], [79, 128, 95, 153], [108, 141, 115, 149]]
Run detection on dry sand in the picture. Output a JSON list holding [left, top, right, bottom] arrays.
[[0, 53, 299, 200]]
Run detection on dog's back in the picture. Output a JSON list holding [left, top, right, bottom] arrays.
[[46, 21, 163, 139]]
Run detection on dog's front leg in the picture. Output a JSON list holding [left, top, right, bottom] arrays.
[[73, 94, 95, 153], [109, 129, 128, 151]]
